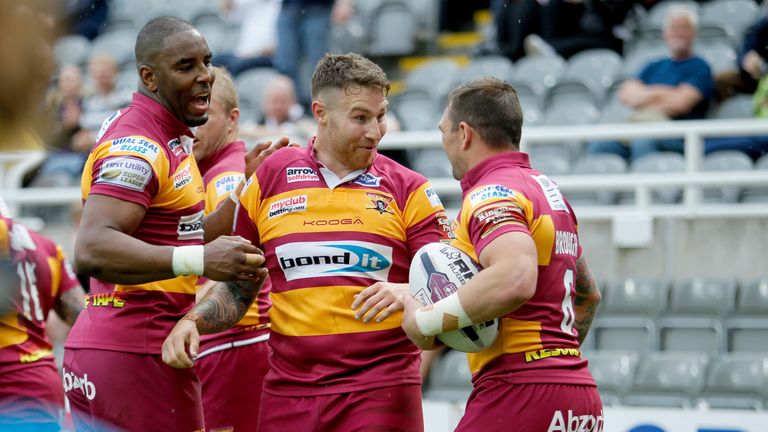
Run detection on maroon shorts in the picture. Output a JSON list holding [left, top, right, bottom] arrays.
[[63, 348, 204, 432], [0, 362, 63, 427], [456, 381, 603, 432], [195, 338, 269, 432], [258, 384, 423, 432]]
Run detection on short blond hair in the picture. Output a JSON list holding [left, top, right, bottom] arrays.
[[310, 53, 390, 99], [211, 66, 239, 112]]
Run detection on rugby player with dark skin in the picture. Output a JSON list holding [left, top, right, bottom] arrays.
[[76, 20, 268, 301]]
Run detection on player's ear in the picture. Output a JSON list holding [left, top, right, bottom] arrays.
[[459, 121, 472, 150], [312, 101, 327, 124], [139, 65, 157, 92]]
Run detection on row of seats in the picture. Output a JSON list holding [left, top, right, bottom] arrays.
[[588, 277, 768, 354], [426, 346, 768, 410]]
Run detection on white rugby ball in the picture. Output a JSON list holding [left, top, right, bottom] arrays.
[[408, 242, 499, 353]]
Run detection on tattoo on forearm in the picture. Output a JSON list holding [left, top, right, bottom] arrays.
[[193, 281, 257, 334], [574, 303, 597, 345]]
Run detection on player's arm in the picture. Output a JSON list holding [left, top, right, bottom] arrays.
[[76, 195, 265, 284], [162, 277, 266, 368], [402, 232, 538, 349], [202, 137, 295, 242], [573, 255, 600, 346], [53, 287, 86, 326]]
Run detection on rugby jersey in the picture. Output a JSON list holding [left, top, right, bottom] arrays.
[[233, 140, 451, 395], [452, 152, 596, 386], [66, 93, 205, 354], [0, 217, 80, 370]]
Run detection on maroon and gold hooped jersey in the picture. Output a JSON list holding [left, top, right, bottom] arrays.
[[234, 140, 451, 396], [66, 93, 205, 354], [452, 152, 595, 387]]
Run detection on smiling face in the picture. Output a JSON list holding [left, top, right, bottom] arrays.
[[314, 84, 388, 176], [141, 29, 214, 127]]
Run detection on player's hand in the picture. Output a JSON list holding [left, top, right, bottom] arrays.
[[352, 282, 408, 323], [401, 295, 438, 350], [162, 316, 199, 368], [203, 236, 266, 282], [244, 136, 299, 178]]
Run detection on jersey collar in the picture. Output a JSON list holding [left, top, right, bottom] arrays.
[[131, 92, 195, 139], [460, 151, 531, 192]]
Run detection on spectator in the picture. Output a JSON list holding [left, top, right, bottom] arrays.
[[588, 4, 714, 161], [493, 0, 633, 61], [45, 64, 85, 152], [274, 0, 354, 106], [212, 0, 279, 76], [241, 74, 315, 141], [715, 15, 768, 102], [63, 0, 109, 41]]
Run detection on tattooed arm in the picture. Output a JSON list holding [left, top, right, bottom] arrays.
[[161, 276, 265, 368], [573, 255, 601, 346]]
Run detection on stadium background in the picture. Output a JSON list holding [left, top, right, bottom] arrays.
[[2, 0, 768, 430]]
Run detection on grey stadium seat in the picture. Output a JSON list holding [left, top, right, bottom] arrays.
[[53, 35, 91, 67], [698, 44, 737, 75], [89, 29, 138, 68], [735, 278, 768, 317], [405, 59, 461, 97], [700, 0, 759, 41], [542, 100, 599, 126], [624, 351, 709, 408], [621, 44, 667, 79], [395, 89, 439, 131], [529, 152, 571, 177], [409, 148, 452, 178], [456, 56, 515, 84], [569, 154, 628, 205], [591, 317, 658, 352], [424, 349, 473, 402], [631, 152, 686, 204], [702, 151, 753, 203], [699, 352, 768, 410], [555, 49, 623, 106], [234, 68, 280, 123], [725, 318, 768, 352], [641, 1, 699, 32], [669, 277, 738, 317], [368, 1, 417, 56], [658, 318, 725, 353], [510, 56, 565, 96], [711, 94, 754, 120], [603, 277, 669, 316], [585, 350, 639, 406]]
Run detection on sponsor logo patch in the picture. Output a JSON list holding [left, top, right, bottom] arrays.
[[286, 167, 319, 183], [108, 136, 160, 161], [275, 240, 393, 281], [268, 195, 307, 219], [532, 174, 569, 213], [167, 138, 184, 156], [353, 173, 381, 187], [468, 184, 515, 207], [214, 174, 244, 198], [365, 192, 393, 215], [174, 164, 193, 189], [96, 110, 121, 141], [63, 368, 97, 401], [177, 211, 204, 240], [95, 156, 153, 192], [425, 186, 442, 207]]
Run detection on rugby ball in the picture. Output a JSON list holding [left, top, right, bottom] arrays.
[[408, 243, 499, 352]]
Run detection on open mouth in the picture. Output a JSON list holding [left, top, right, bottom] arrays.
[[189, 94, 210, 115]]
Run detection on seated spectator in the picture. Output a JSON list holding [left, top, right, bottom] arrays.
[[715, 15, 768, 102], [212, 0, 279, 76], [493, 0, 633, 61], [73, 54, 131, 152], [45, 64, 85, 152], [588, 5, 713, 162], [241, 74, 315, 141]]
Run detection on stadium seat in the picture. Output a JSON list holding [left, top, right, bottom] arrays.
[[725, 318, 768, 352], [670, 277, 738, 317], [53, 35, 92, 67], [621, 45, 667, 79], [510, 56, 565, 96], [591, 317, 658, 352], [597, 95, 633, 124], [234, 68, 280, 123], [394, 89, 439, 131], [546, 82, 599, 109], [569, 154, 627, 205], [697, 44, 737, 75], [585, 350, 639, 405], [699, 352, 768, 410], [368, 1, 417, 56], [742, 154, 768, 203], [631, 152, 686, 204], [424, 349, 473, 402], [456, 56, 515, 85], [734, 278, 768, 317], [410, 149, 453, 178], [624, 351, 709, 408], [542, 100, 599, 126], [711, 94, 755, 120], [90, 30, 138, 68], [602, 277, 669, 316], [702, 151, 753, 203], [329, 17, 367, 55], [700, 0, 759, 41], [528, 151, 571, 176], [405, 59, 462, 99], [697, 23, 739, 51], [556, 49, 623, 106], [640, 1, 699, 33], [658, 318, 725, 353]]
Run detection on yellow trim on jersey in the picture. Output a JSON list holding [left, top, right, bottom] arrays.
[[269, 286, 402, 336], [0, 219, 9, 258], [0, 314, 28, 348], [205, 171, 244, 214], [467, 318, 543, 374], [153, 157, 204, 209], [115, 275, 197, 295], [531, 215, 555, 266], [403, 183, 443, 228], [256, 188, 407, 243]]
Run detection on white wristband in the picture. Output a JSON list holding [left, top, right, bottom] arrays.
[[172, 245, 205, 276], [229, 189, 240, 205], [414, 293, 473, 337]]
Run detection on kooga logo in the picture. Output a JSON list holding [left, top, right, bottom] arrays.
[[275, 241, 393, 281]]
